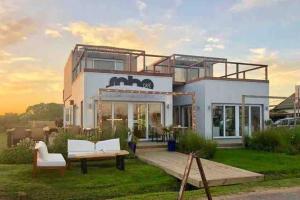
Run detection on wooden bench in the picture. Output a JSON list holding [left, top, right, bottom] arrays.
[[68, 150, 129, 174], [67, 139, 129, 174]]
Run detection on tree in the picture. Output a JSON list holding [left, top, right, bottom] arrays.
[[20, 103, 63, 121]]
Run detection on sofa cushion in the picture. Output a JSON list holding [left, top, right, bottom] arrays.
[[68, 152, 96, 158], [37, 153, 66, 167], [68, 140, 95, 153], [95, 138, 120, 151]]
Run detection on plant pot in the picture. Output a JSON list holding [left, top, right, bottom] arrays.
[[128, 142, 136, 154], [167, 140, 176, 152]]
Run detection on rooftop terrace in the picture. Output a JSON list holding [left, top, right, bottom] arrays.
[[71, 44, 269, 84]]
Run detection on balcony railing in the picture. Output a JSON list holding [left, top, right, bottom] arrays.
[[71, 45, 268, 83]]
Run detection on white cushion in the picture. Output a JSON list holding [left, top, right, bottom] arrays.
[[37, 153, 66, 167], [95, 138, 120, 151], [67, 140, 95, 153], [36, 141, 49, 160]]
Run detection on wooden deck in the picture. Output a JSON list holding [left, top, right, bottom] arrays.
[[137, 149, 264, 188]]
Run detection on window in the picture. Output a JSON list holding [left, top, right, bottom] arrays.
[[213, 104, 262, 138], [93, 59, 124, 71], [212, 105, 224, 137]]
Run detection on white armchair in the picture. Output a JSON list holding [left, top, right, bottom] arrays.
[[33, 141, 66, 177]]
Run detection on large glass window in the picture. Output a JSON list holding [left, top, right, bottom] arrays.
[[251, 106, 261, 133], [133, 104, 147, 139], [174, 68, 186, 82], [148, 104, 162, 127], [187, 68, 199, 81], [213, 104, 262, 138], [212, 105, 224, 137], [173, 106, 181, 126]]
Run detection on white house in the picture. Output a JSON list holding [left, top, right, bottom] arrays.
[[63, 45, 269, 144]]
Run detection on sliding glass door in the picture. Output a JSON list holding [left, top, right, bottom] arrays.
[[96, 101, 164, 140]]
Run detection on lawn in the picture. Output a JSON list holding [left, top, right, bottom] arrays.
[[212, 148, 300, 178], [2, 148, 300, 199], [0, 159, 178, 200]]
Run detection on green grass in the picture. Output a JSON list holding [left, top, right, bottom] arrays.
[[212, 148, 300, 179], [2, 148, 300, 199], [0, 159, 178, 200]]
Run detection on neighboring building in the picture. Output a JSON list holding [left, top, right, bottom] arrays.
[[271, 93, 300, 121], [63, 45, 269, 144]]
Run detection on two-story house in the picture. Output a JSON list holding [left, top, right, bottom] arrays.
[[63, 44, 269, 145]]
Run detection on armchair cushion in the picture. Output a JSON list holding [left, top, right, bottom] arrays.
[[37, 153, 66, 167]]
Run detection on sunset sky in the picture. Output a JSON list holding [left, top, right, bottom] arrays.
[[0, 0, 300, 114]]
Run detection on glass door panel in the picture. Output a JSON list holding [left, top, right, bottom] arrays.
[[239, 106, 249, 136], [113, 103, 128, 129], [133, 104, 147, 139], [212, 105, 224, 137], [251, 106, 261, 133], [101, 102, 113, 131], [225, 106, 236, 136]]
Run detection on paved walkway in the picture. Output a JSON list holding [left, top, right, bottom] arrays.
[[136, 149, 263, 188], [214, 186, 300, 200]]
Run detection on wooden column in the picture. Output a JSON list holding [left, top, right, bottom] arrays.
[[265, 66, 268, 80], [225, 62, 228, 78], [236, 63, 239, 79]]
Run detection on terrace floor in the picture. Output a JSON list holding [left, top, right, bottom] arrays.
[[136, 149, 264, 188]]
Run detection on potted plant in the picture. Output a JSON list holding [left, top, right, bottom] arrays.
[[164, 125, 176, 152]]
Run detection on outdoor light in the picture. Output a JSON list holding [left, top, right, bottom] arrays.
[[265, 106, 269, 111], [166, 104, 170, 109], [208, 105, 211, 110]]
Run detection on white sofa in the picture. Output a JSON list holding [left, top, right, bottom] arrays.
[[33, 141, 66, 177], [67, 138, 121, 158]]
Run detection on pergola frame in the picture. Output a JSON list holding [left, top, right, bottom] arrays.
[[97, 88, 196, 131]]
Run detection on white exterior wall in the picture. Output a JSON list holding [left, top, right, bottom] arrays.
[[84, 72, 173, 128], [63, 73, 84, 126], [175, 79, 269, 139]]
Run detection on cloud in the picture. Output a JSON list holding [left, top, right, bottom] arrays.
[[247, 48, 300, 96], [0, 18, 36, 47], [230, 0, 286, 12], [136, 0, 147, 16], [203, 37, 225, 52], [45, 29, 62, 38], [163, 0, 183, 20], [0, 51, 36, 64]]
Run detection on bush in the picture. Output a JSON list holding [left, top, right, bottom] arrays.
[[177, 130, 217, 159], [247, 126, 300, 154], [0, 138, 35, 164]]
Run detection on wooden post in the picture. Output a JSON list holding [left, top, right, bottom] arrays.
[[265, 66, 268, 80], [225, 62, 228, 78], [178, 153, 212, 200], [236, 63, 239, 79], [195, 155, 212, 200], [241, 95, 246, 147], [178, 153, 193, 200]]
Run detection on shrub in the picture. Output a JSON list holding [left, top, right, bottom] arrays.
[[0, 138, 35, 164], [247, 126, 300, 154], [177, 130, 217, 159]]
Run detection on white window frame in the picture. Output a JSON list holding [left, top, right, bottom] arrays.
[[212, 104, 262, 139], [92, 58, 124, 71]]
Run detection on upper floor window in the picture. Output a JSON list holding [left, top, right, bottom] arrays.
[[93, 59, 124, 71]]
